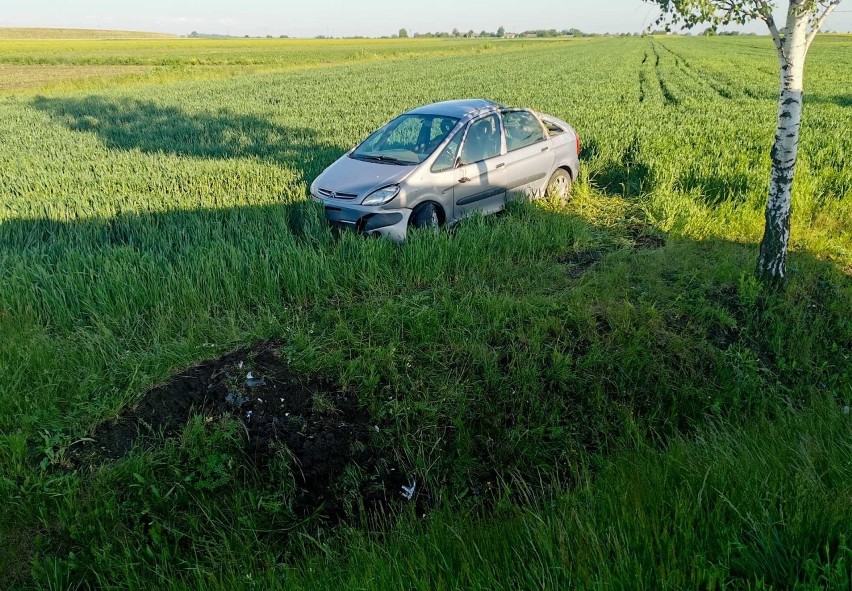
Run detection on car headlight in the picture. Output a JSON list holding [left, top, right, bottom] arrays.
[[361, 185, 400, 206]]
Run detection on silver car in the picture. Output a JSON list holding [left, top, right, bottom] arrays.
[[310, 99, 580, 241]]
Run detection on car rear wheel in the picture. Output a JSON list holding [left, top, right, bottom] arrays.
[[411, 202, 440, 231], [546, 169, 573, 199]]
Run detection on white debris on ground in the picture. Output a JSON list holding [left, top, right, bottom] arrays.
[[245, 371, 266, 388], [401, 479, 417, 501]]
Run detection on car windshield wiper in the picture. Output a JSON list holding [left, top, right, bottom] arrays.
[[354, 154, 411, 165]]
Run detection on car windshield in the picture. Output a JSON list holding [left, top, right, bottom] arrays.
[[351, 114, 459, 165]]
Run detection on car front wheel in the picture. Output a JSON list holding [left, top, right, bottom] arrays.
[[410, 202, 440, 231], [546, 169, 573, 199]]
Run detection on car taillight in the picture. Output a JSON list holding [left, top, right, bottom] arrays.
[[576, 132, 581, 156]]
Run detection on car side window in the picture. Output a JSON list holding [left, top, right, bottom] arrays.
[[543, 119, 565, 137], [431, 129, 463, 173], [503, 110, 546, 151], [459, 115, 501, 165]]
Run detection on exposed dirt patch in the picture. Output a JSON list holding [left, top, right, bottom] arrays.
[[69, 339, 408, 516], [557, 250, 603, 278], [557, 227, 665, 279], [0, 524, 44, 589], [633, 234, 666, 249], [626, 224, 666, 249]]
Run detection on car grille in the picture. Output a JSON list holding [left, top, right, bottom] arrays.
[[317, 188, 359, 200]]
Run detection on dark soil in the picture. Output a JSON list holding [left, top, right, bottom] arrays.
[[69, 339, 408, 517], [626, 223, 666, 249], [557, 250, 603, 278], [557, 227, 665, 278]]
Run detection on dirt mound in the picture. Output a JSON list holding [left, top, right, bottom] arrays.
[[70, 340, 407, 516]]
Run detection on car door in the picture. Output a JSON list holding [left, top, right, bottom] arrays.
[[452, 114, 508, 220], [501, 109, 554, 198]]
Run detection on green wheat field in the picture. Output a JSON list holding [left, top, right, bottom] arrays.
[[0, 32, 850, 589]]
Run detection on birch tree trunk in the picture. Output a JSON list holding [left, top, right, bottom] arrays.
[[645, 0, 844, 282], [756, 11, 809, 282]]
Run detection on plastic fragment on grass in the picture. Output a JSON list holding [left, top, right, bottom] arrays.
[[246, 371, 266, 388], [401, 479, 417, 501], [225, 392, 248, 407]]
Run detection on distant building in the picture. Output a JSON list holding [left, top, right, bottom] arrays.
[[504, 32, 517, 39]]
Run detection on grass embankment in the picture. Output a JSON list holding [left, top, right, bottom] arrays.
[[0, 36, 849, 588]]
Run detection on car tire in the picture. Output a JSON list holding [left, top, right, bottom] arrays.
[[410, 202, 440, 231], [546, 169, 573, 199]]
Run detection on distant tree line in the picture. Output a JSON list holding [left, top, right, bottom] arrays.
[[393, 26, 622, 39], [699, 29, 758, 36], [188, 31, 289, 39], [186, 27, 653, 40]]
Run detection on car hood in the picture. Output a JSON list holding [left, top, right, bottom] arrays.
[[313, 154, 417, 199]]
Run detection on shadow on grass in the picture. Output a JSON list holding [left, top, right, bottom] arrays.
[[585, 137, 653, 197], [3, 195, 850, 590], [677, 171, 754, 207], [585, 135, 758, 208], [0, 198, 329, 255], [806, 93, 852, 108], [31, 95, 345, 180]]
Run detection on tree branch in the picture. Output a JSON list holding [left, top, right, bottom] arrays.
[[806, 0, 842, 48], [755, 0, 788, 60]]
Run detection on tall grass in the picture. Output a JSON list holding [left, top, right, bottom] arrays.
[[0, 36, 849, 588], [283, 400, 852, 591]]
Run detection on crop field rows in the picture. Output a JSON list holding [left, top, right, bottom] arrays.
[[0, 36, 850, 589], [0, 37, 571, 94]]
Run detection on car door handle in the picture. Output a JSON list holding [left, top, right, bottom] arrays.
[[459, 177, 471, 183], [541, 146, 550, 152], [495, 163, 505, 169]]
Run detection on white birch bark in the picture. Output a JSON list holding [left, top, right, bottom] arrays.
[[649, 0, 843, 281], [756, 0, 842, 281], [757, 8, 808, 281]]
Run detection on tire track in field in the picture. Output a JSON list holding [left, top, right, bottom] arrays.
[[639, 49, 649, 103], [656, 40, 774, 102], [655, 40, 734, 101], [650, 40, 679, 106]]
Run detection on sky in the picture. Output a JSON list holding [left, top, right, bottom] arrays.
[[1, 0, 850, 37]]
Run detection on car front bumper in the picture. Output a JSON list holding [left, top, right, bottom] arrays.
[[312, 196, 412, 241]]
